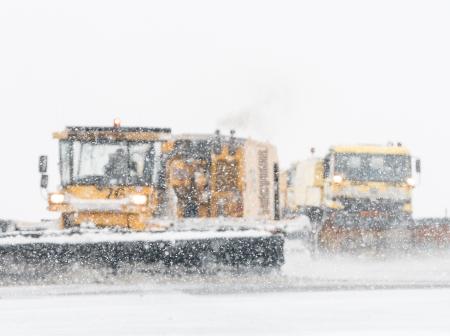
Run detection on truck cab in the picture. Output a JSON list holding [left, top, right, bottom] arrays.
[[47, 124, 170, 230], [322, 144, 419, 228]]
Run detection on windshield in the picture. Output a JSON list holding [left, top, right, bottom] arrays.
[[334, 153, 411, 183], [59, 140, 162, 186]]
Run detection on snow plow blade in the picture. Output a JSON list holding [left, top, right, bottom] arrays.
[[410, 218, 450, 249], [0, 228, 284, 277]]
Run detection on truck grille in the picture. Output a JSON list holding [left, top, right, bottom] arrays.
[[338, 197, 405, 214]]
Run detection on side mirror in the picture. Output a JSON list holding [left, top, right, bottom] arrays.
[[323, 159, 330, 178], [39, 155, 48, 173], [40, 174, 49, 189], [415, 159, 421, 174], [229, 130, 237, 156], [212, 130, 222, 155]]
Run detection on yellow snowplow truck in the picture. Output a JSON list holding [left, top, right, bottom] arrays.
[[0, 122, 283, 275], [281, 144, 420, 252]]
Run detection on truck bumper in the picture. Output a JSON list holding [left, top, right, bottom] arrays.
[[318, 209, 414, 252], [63, 211, 147, 231]]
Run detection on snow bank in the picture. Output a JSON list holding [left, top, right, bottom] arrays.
[[0, 227, 273, 246]]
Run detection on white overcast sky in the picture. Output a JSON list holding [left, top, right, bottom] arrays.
[[0, 0, 449, 220]]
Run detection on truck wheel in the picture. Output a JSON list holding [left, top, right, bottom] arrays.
[[62, 213, 76, 228], [0, 220, 15, 232]]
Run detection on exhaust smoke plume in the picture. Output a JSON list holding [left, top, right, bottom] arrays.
[[217, 91, 293, 140]]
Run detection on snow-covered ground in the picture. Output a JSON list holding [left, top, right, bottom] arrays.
[[0, 286, 449, 335], [1, 239, 450, 335]]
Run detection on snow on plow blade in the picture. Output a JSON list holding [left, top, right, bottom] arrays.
[[0, 228, 284, 277]]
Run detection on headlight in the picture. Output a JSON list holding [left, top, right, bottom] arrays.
[[406, 178, 415, 187], [403, 202, 413, 212], [49, 193, 65, 204], [333, 175, 343, 184], [130, 194, 148, 205]]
